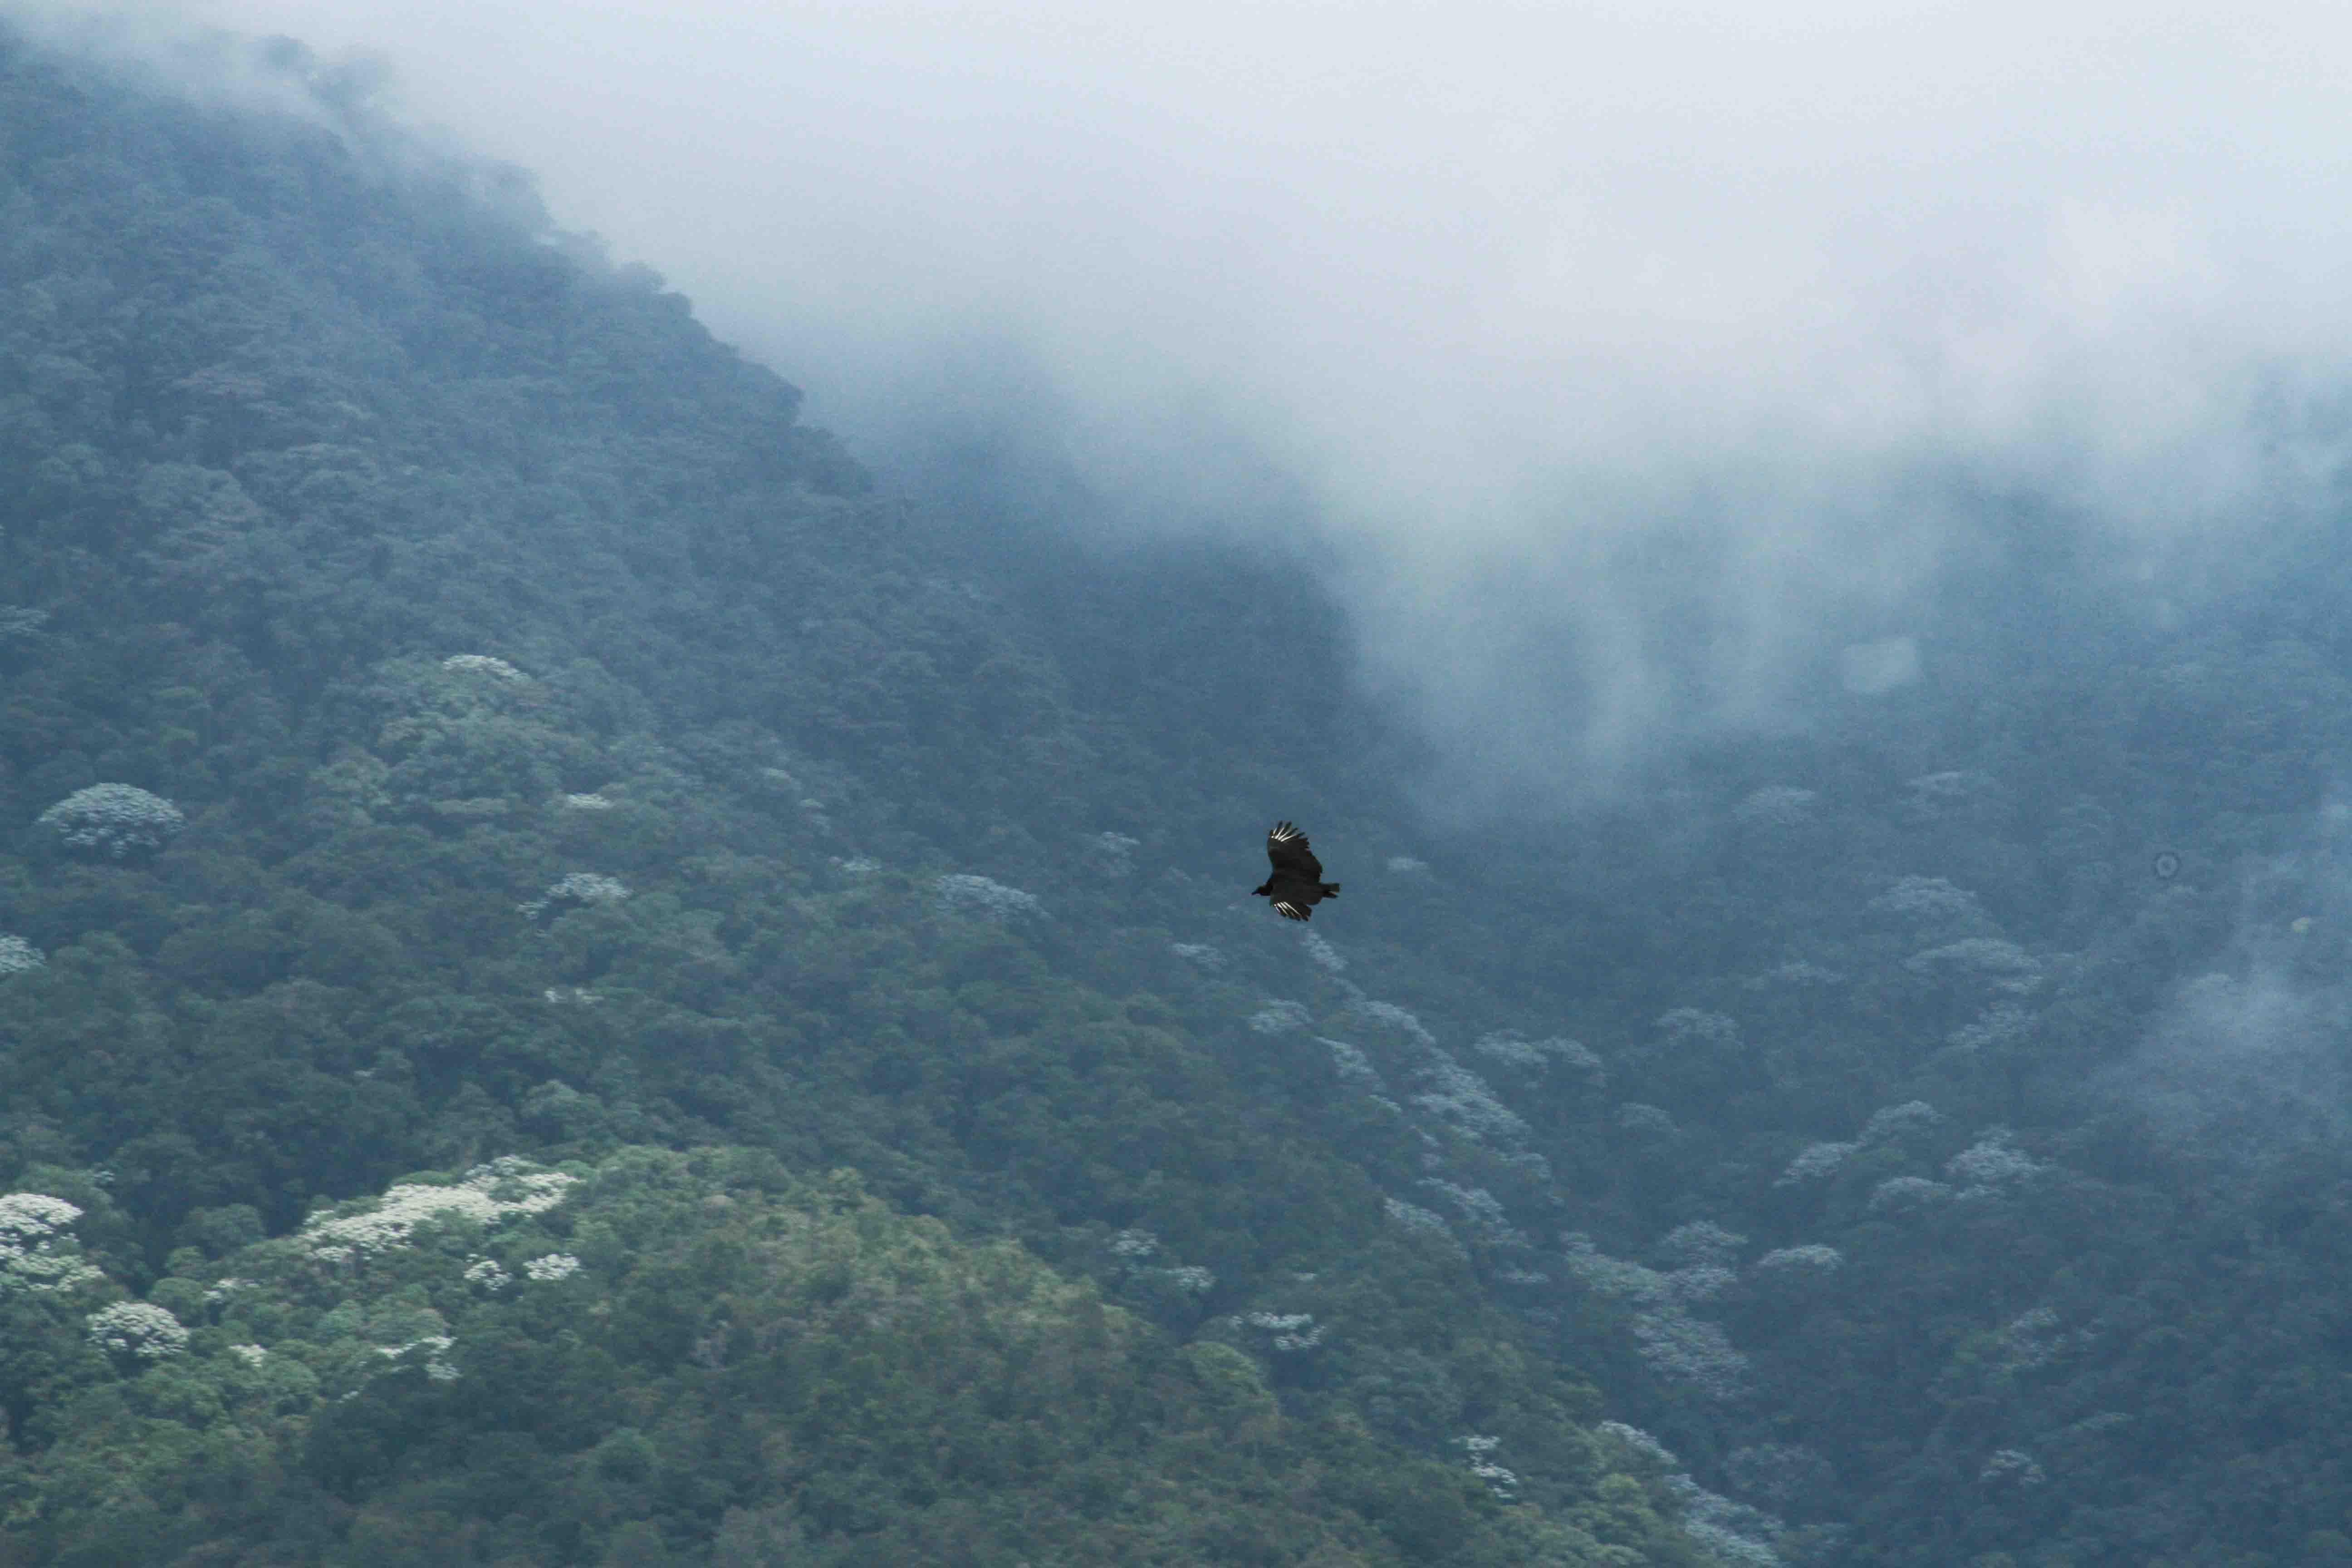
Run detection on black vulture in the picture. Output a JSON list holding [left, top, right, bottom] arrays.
[[1253, 820, 1341, 921]]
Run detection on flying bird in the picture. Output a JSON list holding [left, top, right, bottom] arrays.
[[1254, 820, 1341, 921]]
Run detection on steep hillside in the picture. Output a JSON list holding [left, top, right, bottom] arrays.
[[0, 26, 1705, 1568], [10, 20, 2352, 1568], [0, 1148, 1708, 1566]]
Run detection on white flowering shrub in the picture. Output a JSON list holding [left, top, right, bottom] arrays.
[[1385, 855, 1428, 873], [302, 1158, 576, 1258], [1632, 1313, 1750, 1400], [1108, 1230, 1216, 1306], [520, 872, 630, 921], [1859, 1100, 1943, 1144], [1247, 1000, 1310, 1035], [378, 1333, 461, 1381], [1666, 1264, 1738, 1305], [1382, 1197, 1452, 1239], [86, 1300, 189, 1360], [1979, 1448, 2044, 1487], [463, 1258, 511, 1291], [0, 936, 43, 974], [1409, 1058, 1529, 1146], [441, 653, 528, 682], [1347, 1000, 1437, 1051], [0, 1193, 80, 1247], [228, 1343, 269, 1367], [523, 1253, 581, 1282], [1658, 1220, 1747, 1270], [1322, 1039, 1386, 1092], [1560, 1238, 1672, 1308], [1161, 1265, 1215, 1294], [1572, 1234, 1753, 1399], [1776, 1142, 1855, 1187], [1235, 1310, 1325, 1353], [1995, 1305, 2066, 1371], [935, 873, 1043, 922], [1469, 1032, 1606, 1089], [1665, 1475, 1785, 1566], [37, 783, 186, 858], [1867, 1176, 1953, 1212], [1597, 1421, 1678, 1468], [1092, 831, 1138, 863], [1168, 942, 1225, 970], [1468, 1031, 1548, 1070], [1753, 1245, 1844, 1278], [559, 791, 616, 811], [1946, 1128, 2045, 1195], [1300, 930, 1347, 973], [1418, 1180, 1517, 1241], [1950, 1001, 2036, 1053], [1454, 1434, 1519, 1498], [0, 1192, 103, 1294], [1656, 1008, 1740, 1054]]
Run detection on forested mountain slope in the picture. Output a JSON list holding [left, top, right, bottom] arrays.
[[5, 20, 2352, 1568], [0, 27, 1699, 1568]]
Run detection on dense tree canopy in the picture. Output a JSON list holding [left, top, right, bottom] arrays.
[[4, 20, 2352, 1568]]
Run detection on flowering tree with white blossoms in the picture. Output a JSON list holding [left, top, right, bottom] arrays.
[[302, 1158, 577, 1259], [1409, 1057, 1530, 1147], [1247, 1000, 1311, 1035], [1233, 1310, 1326, 1354], [1946, 1128, 2048, 1198], [86, 1300, 189, 1361], [37, 783, 186, 858], [441, 653, 529, 682], [1454, 1434, 1519, 1499], [0, 1193, 104, 1294], [1752, 1244, 1844, 1279], [519, 872, 631, 920], [934, 873, 1044, 922]]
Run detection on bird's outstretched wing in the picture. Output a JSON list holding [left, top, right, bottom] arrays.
[[1270, 897, 1313, 921], [1266, 820, 1324, 881]]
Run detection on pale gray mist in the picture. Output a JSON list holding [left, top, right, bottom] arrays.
[[25, 0, 2352, 807]]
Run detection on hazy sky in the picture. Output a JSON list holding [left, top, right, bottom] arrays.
[[27, 0, 2352, 810]]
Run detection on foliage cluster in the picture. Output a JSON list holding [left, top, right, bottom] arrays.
[[0, 1148, 1702, 1567]]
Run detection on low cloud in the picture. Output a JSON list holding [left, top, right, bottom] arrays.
[[24, 0, 2352, 811], [2113, 796, 2352, 1157]]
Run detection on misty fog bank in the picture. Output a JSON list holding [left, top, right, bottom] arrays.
[[24, 0, 2352, 813]]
